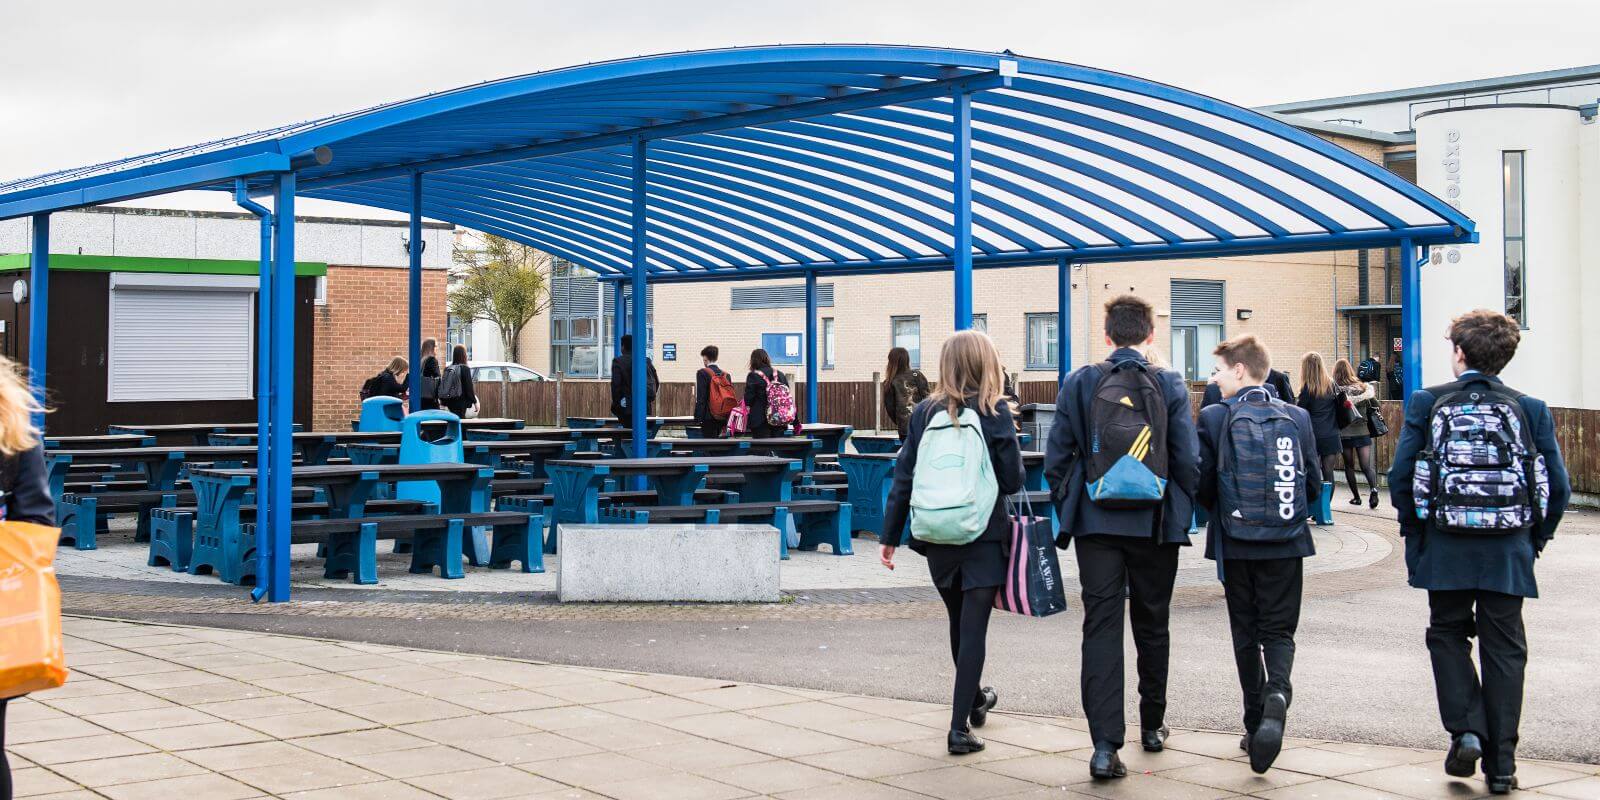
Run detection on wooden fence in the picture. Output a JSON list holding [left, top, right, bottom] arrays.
[[476, 379, 1598, 495]]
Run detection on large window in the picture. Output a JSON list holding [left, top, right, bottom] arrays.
[[971, 313, 988, 334], [107, 273, 255, 402], [891, 316, 921, 368], [822, 317, 835, 369], [1169, 279, 1225, 382], [1025, 313, 1058, 371], [446, 313, 473, 357], [1503, 151, 1527, 328]]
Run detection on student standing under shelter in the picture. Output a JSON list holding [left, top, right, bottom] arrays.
[[693, 345, 733, 438], [1044, 295, 1200, 780], [609, 334, 659, 428], [1196, 334, 1321, 774], [1388, 309, 1570, 796]]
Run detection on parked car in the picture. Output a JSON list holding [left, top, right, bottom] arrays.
[[469, 361, 547, 384]]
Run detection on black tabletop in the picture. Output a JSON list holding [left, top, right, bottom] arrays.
[[191, 462, 487, 481], [215, 431, 403, 443], [547, 455, 797, 474], [46, 434, 153, 448], [47, 445, 262, 460], [110, 422, 264, 434]]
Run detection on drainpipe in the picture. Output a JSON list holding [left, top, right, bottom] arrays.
[[234, 179, 274, 604]]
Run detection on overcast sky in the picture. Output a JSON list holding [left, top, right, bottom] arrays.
[[3, 0, 1596, 217]]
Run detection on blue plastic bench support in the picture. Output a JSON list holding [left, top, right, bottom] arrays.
[[791, 487, 854, 557], [148, 507, 194, 571], [187, 473, 253, 583], [57, 494, 101, 550], [544, 462, 608, 554], [839, 454, 903, 544], [489, 497, 546, 572], [324, 522, 382, 584], [409, 519, 467, 580]]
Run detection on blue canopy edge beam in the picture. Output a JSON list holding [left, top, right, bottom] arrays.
[[407, 172, 424, 412], [232, 180, 275, 603], [294, 70, 1012, 195], [27, 214, 49, 432], [267, 173, 296, 603], [629, 138, 649, 462], [952, 89, 974, 331], [0, 152, 292, 222]]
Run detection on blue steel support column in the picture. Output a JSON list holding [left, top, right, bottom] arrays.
[[804, 271, 818, 424], [26, 214, 49, 431], [407, 172, 424, 412], [267, 173, 297, 603], [613, 281, 627, 342], [629, 139, 649, 460], [1057, 257, 1072, 384], [1399, 236, 1421, 397], [233, 180, 273, 601], [951, 91, 974, 330]]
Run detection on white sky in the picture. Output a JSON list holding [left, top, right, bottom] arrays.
[[3, 0, 1596, 218]]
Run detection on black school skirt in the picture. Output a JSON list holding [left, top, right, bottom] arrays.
[[919, 539, 1006, 591]]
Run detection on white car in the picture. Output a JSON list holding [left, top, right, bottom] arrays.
[[468, 361, 547, 383]]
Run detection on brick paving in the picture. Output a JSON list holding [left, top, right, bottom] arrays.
[[9, 617, 1598, 799]]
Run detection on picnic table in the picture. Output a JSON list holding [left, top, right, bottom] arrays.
[[347, 438, 577, 476], [837, 450, 1049, 544], [465, 427, 583, 442], [794, 423, 853, 454], [45, 446, 261, 496], [849, 433, 901, 454], [565, 416, 671, 437], [544, 455, 801, 552], [456, 417, 526, 430], [186, 462, 496, 583], [45, 434, 155, 450], [208, 431, 402, 465], [109, 422, 303, 445]]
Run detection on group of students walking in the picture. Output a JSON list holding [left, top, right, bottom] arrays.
[[359, 338, 477, 417], [882, 295, 1570, 795]]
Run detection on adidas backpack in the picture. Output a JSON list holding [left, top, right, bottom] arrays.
[[1218, 388, 1308, 542], [1412, 379, 1550, 534], [910, 406, 998, 545], [1084, 361, 1170, 508]]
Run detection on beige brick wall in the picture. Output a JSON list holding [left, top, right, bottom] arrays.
[[312, 265, 448, 430]]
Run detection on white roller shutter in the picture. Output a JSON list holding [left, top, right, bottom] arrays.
[[107, 273, 256, 402]]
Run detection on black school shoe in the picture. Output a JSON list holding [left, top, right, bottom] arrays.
[[947, 728, 986, 755], [1486, 774, 1518, 795], [1088, 745, 1127, 779], [1444, 732, 1482, 778], [1249, 693, 1287, 773], [1141, 725, 1170, 752], [969, 687, 999, 728]]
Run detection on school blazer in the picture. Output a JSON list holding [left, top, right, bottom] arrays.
[[1043, 347, 1200, 545], [1386, 372, 1571, 597]]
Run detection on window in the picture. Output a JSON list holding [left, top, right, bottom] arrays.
[[1169, 279, 1226, 382], [313, 275, 327, 306], [891, 316, 921, 368], [1025, 313, 1058, 371], [822, 317, 835, 369], [971, 313, 988, 334], [1503, 151, 1527, 328], [506, 366, 545, 382], [447, 313, 473, 358], [473, 366, 504, 383], [107, 273, 256, 402]]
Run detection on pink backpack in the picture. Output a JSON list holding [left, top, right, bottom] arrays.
[[727, 399, 751, 436], [763, 372, 796, 427]]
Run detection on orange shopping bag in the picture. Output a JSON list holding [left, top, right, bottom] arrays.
[[0, 521, 69, 699]]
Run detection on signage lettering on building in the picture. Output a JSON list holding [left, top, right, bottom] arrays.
[[1437, 128, 1463, 265]]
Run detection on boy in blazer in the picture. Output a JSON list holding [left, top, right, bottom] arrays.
[[1196, 334, 1321, 774], [1043, 294, 1200, 779], [1387, 309, 1570, 795]]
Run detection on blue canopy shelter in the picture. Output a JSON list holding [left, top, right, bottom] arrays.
[[0, 45, 1474, 601]]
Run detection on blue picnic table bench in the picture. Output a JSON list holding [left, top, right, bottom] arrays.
[[48, 445, 263, 549], [838, 450, 1049, 545]]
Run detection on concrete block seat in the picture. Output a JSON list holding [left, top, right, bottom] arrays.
[[597, 486, 852, 559], [558, 523, 779, 603], [150, 497, 428, 575], [236, 507, 546, 585], [497, 489, 738, 554]]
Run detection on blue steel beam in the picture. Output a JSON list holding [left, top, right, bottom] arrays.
[[233, 180, 275, 602], [1057, 258, 1071, 383], [0, 152, 291, 222], [1400, 237, 1421, 397], [27, 214, 48, 432], [805, 272, 818, 423], [408, 172, 424, 412], [630, 139, 650, 461], [952, 90, 974, 330], [290, 71, 1009, 194], [267, 173, 296, 603]]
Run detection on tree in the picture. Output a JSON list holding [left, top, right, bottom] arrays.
[[449, 233, 550, 362]]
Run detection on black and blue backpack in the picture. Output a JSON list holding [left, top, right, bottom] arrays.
[[1218, 388, 1308, 542], [1412, 379, 1549, 534], [1084, 360, 1169, 509]]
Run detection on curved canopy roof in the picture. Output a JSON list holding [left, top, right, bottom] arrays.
[[0, 45, 1474, 280]]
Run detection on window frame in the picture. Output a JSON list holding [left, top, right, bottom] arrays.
[[1023, 312, 1059, 371], [890, 315, 921, 369], [821, 317, 836, 370], [1502, 150, 1528, 329]]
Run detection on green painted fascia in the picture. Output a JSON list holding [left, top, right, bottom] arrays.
[[0, 253, 327, 277]]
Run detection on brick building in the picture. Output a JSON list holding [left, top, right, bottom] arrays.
[[0, 207, 451, 433]]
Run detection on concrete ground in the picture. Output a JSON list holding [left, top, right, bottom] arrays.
[[60, 504, 1600, 767], [11, 617, 1600, 800]]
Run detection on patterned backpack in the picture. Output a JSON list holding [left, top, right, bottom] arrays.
[[1412, 379, 1550, 534], [762, 372, 796, 427]]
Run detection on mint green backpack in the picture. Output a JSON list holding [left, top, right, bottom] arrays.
[[910, 406, 998, 545]]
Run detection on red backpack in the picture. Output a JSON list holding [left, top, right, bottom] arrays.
[[703, 366, 737, 420]]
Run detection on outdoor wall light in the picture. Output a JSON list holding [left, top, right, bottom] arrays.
[[1237, 308, 1253, 320]]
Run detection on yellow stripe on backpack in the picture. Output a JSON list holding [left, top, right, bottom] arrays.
[[1128, 425, 1151, 462]]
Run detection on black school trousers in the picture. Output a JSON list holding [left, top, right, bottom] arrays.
[[1222, 557, 1303, 736], [1074, 534, 1180, 748], [1427, 590, 1526, 778]]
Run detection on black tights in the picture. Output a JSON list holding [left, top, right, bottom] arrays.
[[1320, 454, 1342, 488], [937, 584, 998, 732], [1341, 445, 1377, 500], [1, 698, 10, 800]]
